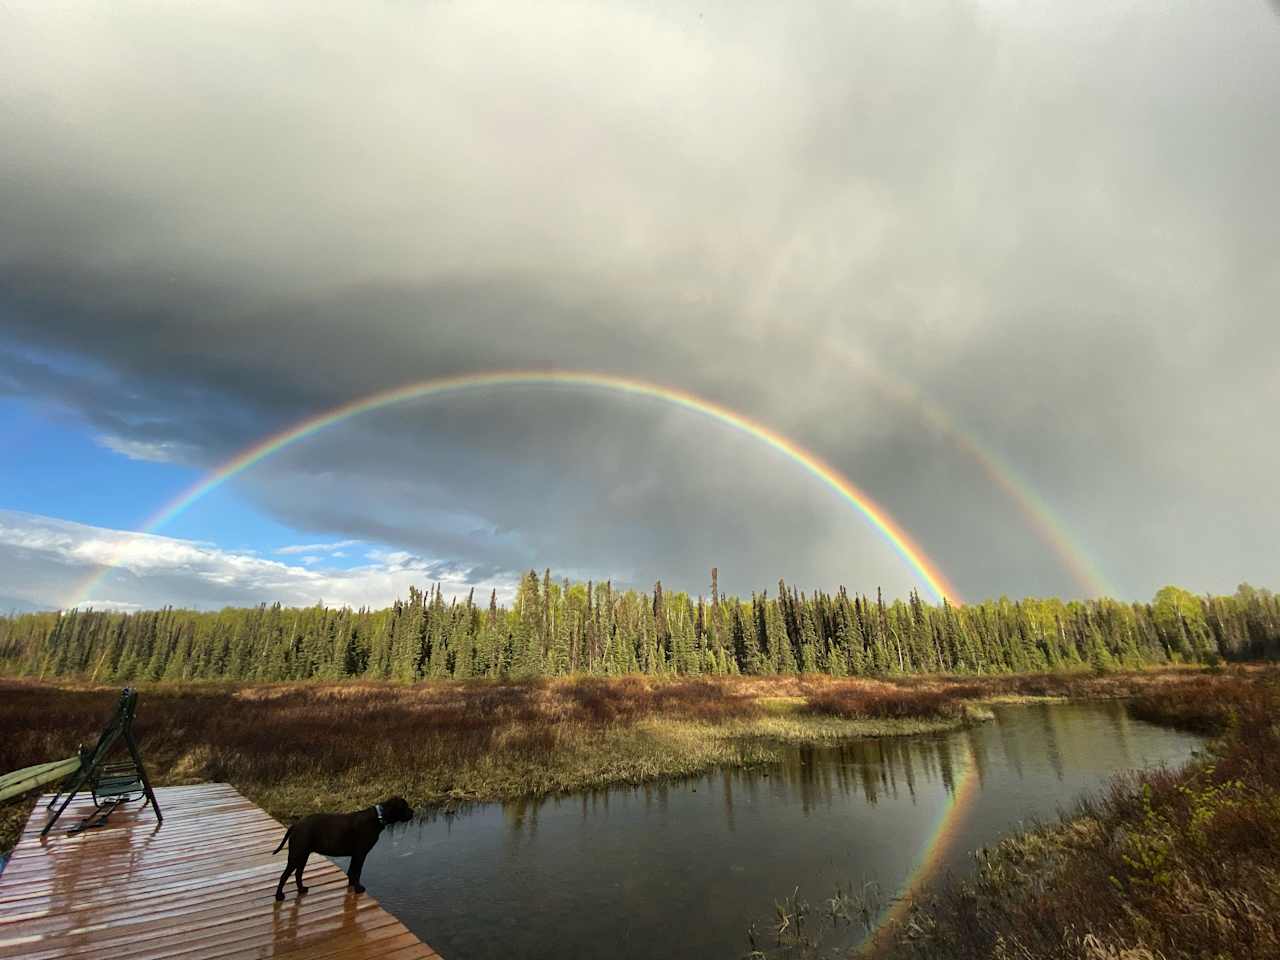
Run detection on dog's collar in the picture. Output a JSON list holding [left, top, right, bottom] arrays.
[[374, 804, 385, 826]]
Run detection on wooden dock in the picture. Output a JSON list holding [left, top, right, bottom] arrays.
[[0, 783, 441, 959]]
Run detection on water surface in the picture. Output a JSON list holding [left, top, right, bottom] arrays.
[[348, 702, 1203, 959]]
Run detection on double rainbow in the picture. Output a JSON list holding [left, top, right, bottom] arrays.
[[824, 343, 1111, 597], [66, 371, 962, 607]]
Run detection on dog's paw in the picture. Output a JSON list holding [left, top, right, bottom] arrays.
[[274, 891, 285, 902], [352, 883, 366, 894], [297, 885, 309, 895]]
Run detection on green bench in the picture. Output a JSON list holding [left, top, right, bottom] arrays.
[[42, 688, 163, 836]]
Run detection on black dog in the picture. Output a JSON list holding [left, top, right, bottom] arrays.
[[273, 796, 414, 901]]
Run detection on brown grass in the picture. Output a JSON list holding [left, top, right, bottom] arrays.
[[0, 666, 1251, 859], [0, 675, 832, 854], [804, 683, 967, 720], [1126, 675, 1243, 735], [881, 669, 1280, 960], [797, 665, 1227, 721]]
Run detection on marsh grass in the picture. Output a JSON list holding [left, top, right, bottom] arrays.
[[796, 666, 1220, 725], [744, 880, 883, 960], [876, 669, 1280, 960], [0, 666, 1246, 858]]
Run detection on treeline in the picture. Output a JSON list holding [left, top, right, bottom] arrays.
[[1, 571, 1277, 683]]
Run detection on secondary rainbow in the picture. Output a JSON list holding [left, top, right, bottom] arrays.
[[824, 342, 1112, 597], [742, 239, 1110, 597], [66, 370, 962, 608]]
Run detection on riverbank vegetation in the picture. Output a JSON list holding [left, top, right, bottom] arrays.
[[0, 667, 1238, 856], [2, 576, 1277, 683], [872, 670, 1280, 960]]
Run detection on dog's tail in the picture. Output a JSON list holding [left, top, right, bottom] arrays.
[[273, 826, 292, 855]]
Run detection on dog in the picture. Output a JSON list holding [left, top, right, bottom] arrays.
[[273, 796, 414, 901]]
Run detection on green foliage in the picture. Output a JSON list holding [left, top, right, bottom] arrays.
[[1087, 626, 1116, 673], [1176, 764, 1248, 851], [1153, 584, 1212, 660], [1, 577, 1276, 683], [1113, 784, 1176, 892]]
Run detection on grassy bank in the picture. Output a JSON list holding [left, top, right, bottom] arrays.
[[0, 667, 1227, 856], [876, 669, 1280, 960]]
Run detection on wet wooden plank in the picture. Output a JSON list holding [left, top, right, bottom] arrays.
[[0, 784, 439, 959]]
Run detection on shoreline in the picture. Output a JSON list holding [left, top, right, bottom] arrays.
[[871, 669, 1279, 959], [0, 708, 974, 861], [0, 666, 1257, 857]]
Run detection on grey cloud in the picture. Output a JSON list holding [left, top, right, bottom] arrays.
[[1, 1, 1278, 605]]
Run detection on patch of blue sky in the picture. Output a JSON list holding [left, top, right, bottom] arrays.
[[0, 395, 377, 570], [0, 395, 191, 531]]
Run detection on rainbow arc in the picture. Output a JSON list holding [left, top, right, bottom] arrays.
[[66, 371, 962, 608], [859, 752, 981, 956], [822, 342, 1110, 597]]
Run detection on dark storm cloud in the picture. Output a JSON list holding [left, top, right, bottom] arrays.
[[2, 1, 1277, 604]]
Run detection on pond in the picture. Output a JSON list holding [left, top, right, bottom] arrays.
[[348, 702, 1204, 959]]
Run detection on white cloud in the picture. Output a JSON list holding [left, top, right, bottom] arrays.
[[78, 599, 145, 613], [95, 434, 188, 464], [0, 509, 514, 612], [274, 540, 362, 556]]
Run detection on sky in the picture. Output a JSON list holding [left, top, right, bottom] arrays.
[[1, 1, 1277, 613]]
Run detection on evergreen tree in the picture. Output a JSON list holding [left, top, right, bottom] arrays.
[[5, 578, 1278, 683]]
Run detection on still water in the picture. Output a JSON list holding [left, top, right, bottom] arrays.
[[350, 702, 1203, 959]]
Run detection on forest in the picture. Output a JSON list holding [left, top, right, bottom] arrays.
[[1, 571, 1277, 683]]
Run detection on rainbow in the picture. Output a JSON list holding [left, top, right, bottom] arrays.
[[66, 370, 963, 608], [824, 343, 1111, 597], [860, 752, 982, 956]]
